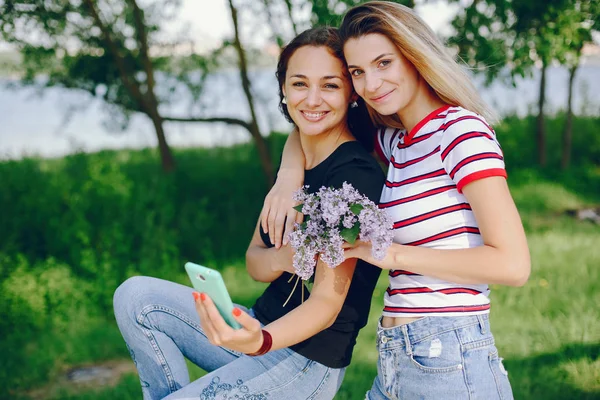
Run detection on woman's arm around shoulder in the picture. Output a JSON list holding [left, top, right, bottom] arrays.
[[260, 128, 305, 249]]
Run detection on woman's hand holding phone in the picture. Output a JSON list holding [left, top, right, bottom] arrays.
[[193, 292, 265, 354]]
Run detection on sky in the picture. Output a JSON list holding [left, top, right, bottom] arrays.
[[0, 1, 458, 53], [164, 0, 459, 53]]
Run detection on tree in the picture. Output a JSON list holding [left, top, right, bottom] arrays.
[[554, 1, 599, 169], [0, 0, 274, 181], [227, 0, 274, 184], [448, 0, 596, 168], [1, 0, 181, 171]]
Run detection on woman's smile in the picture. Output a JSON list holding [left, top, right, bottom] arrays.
[[370, 89, 396, 103], [300, 110, 330, 122]]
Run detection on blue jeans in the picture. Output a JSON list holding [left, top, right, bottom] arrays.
[[367, 314, 513, 400], [113, 276, 345, 400]]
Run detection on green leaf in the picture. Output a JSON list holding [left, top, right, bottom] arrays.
[[293, 204, 304, 213], [350, 203, 364, 215], [304, 279, 314, 293], [340, 224, 360, 244]]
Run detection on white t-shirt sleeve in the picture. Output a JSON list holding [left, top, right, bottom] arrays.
[[440, 115, 507, 193]]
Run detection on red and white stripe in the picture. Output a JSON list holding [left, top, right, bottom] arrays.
[[375, 105, 506, 317]]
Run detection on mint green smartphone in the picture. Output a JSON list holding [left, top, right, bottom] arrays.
[[184, 262, 242, 329]]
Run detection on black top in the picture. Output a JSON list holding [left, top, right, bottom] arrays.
[[252, 141, 385, 368]]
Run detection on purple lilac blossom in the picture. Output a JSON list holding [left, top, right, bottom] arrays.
[[289, 182, 393, 280], [319, 228, 345, 268]]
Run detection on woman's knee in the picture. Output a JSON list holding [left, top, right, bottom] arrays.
[[113, 276, 153, 321]]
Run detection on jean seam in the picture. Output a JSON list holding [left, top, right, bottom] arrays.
[[254, 357, 317, 394], [488, 349, 506, 400], [408, 355, 464, 374], [140, 325, 178, 393], [382, 351, 399, 399], [462, 336, 495, 351], [137, 304, 242, 358], [459, 329, 474, 400], [307, 367, 332, 400], [378, 349, 395, 398]]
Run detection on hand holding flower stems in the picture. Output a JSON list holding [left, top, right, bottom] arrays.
[[288, 182, 393, 280]]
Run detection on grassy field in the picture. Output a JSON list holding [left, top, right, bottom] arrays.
[[1, 115, 599, 399], [27, 203, 600, 400]]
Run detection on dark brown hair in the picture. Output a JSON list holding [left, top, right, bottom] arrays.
[[276, 27, 375, 152]]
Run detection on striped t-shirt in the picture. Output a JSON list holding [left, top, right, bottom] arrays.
[[375, 105, 507, 317]]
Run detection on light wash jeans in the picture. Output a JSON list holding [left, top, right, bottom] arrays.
[[113, 276, 345, 400], [367, 314, 513, 400]]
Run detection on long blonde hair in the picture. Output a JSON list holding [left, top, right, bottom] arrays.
[[339, 1, 497, 129]]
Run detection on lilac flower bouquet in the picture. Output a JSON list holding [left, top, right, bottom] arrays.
[[288, 182, 394, 280]]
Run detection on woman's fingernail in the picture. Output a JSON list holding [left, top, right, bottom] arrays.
[[200, 293, 206, 301], [192, 292, 200, 301], [232, 308, 241, 317]]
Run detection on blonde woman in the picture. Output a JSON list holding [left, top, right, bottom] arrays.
[[260, 2, 530, 399]]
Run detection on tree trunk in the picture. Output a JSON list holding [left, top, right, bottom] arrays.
[[130, 0, 175, 172], [536, 63, 548, 167], [561, 64, 578, 170], [228, 0, 275, 186], [86, 0, 175, 172], [148, 110, 175, 172]]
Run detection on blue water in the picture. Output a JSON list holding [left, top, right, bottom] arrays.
[[0, 65, 598, 160]]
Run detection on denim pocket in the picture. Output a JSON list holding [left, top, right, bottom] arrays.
[[488, 348, 514, 400], [409, 331, 464, 374]]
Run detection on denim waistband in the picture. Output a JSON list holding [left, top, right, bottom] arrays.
[[376, 314, 489, 350]]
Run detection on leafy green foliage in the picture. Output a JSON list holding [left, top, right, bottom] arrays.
[[1, 118, 599, 398], [448, 0, 598, 84], [0, 133, 288, 397], [497, 112, 600, 171]]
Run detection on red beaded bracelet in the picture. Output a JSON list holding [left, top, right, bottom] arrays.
[[247, 329, 273, 356]]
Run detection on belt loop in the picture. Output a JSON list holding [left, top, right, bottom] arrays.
[[377, 316, 384, 335], [401, 325, 412, 356], [477, 315, 486, 334]]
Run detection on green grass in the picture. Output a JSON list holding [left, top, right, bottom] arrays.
[[11, 176, 600, 400], [1, 116, 599, 399], [18, 215, 600, 400]]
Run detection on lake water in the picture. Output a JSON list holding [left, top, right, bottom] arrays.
[[0, 65, 598, 160]]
